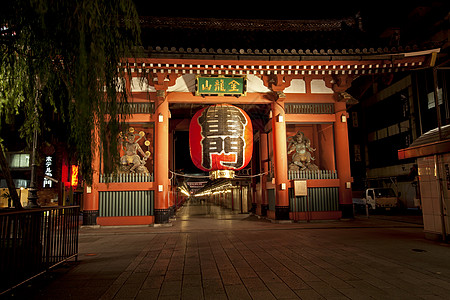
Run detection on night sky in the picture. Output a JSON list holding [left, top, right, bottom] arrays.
[[136, 0, 447, 174], [133, 1, 433, 33]]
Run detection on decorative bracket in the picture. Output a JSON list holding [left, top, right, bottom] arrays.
[[324, 74, 355, 94], [262, 74, 293, 93], [148, 72, 179, 97]]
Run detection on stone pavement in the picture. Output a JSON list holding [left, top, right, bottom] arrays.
[[5, 202, 450, 299]]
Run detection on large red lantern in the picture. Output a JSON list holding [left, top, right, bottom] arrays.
[[189, 104, 253, 179]]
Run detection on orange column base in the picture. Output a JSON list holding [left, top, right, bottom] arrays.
[[266, 208, 292, 220], [97, 216, 154, 226], [290, 211, 342, 221]]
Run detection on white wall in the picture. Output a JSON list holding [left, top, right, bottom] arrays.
[[418, 154, 450, 239]]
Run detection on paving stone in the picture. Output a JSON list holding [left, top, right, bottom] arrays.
[[246, 290, 277, 300], [265, 281, 298, 299], [163, 270, 183, 281], [202, 279, 226, 296], [135, 288, 159, 300], [182, 274, 202, 287], [306, 281, 348, 299], [294, 288, 325, 299], [159, 280, 182, 296], [200, 267, 221, 280], [181, 286, 204, 300], [114, 283, 142, 299], [124, 272, 148, 285], [141, 275, 164, 289], [235, 266, 258, 279], [7, 203, 450, 300], [219, 269, 243, 285], [223, 284, 252, 300], [279, 274, 309, 290]]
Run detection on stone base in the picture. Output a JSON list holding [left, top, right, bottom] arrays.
[[424, 231, 449, 242], [261, 204, 268, 217], [275, 206, 290, 220], [154, 208, 170, 224], [83, 210, 98, 225], [154, 223, 173, 227], [270, 219, 293, 224]]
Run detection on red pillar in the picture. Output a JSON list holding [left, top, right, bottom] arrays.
[[154, 91, 170, 223], [251, 143, 257, 214], [168, 130, 175, 216], [334, 101, 353, 218], [271, 99, 290, 220], [260, 132, 269, 216]]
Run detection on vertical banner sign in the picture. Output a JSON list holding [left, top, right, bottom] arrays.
[[43, 156, 53, 188], [71, 165, 79, 187], [189, 104, 253, 174]]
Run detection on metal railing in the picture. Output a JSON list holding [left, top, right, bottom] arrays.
[[289, 187, 339, 212], [0, 206, 79, 294], [288, 169, 337, 180], [99, 191, 154, 217], [100, 172, 154, 183]]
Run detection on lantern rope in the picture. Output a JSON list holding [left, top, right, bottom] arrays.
[[235, 171, 269, 178], [169, 170, 269, 179]]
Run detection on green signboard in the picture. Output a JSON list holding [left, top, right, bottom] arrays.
[[196, 76, 246, 96]]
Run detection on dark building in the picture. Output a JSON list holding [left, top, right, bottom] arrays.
[[347, 2, 449, 208]]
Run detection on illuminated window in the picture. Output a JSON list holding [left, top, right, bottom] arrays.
[[9, 154, 30, 168]]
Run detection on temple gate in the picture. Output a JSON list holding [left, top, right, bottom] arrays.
[[83, 46, 438, 225]]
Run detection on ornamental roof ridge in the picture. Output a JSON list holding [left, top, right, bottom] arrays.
[[139, 16, 359, 32], [134, 44, 440, 58]]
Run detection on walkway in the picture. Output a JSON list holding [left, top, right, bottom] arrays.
[[5, 201, 450, 299]]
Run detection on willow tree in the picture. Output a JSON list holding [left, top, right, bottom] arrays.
[[0, 0, 141, 208]]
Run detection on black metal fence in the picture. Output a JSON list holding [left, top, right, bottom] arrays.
[[0, 206, 80, 294]]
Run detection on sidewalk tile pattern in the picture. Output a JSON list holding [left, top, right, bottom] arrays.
[[5, 203, 450, 300]]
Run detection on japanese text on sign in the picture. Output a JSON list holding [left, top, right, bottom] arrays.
[[71, 165, 79, 187], [196, 76, 246, 96], [43, 156, 53, 188]]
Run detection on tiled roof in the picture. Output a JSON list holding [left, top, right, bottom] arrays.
[[138, 17, 442, 57], [144, 44, 425, 56], [140, 16, 359, 32], [133, 45, 439, 64]]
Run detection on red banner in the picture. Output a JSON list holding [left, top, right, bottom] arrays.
[[71, 165, 79, 187]]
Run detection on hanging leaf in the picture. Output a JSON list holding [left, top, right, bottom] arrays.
[[0, 0, 141, 184]]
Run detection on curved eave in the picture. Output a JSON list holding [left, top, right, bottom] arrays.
[[123, 48, 439, 76], [398, 139, 450, 160]]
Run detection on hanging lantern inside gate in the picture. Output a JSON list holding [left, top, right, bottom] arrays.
[[189, 104, 253, 179]]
